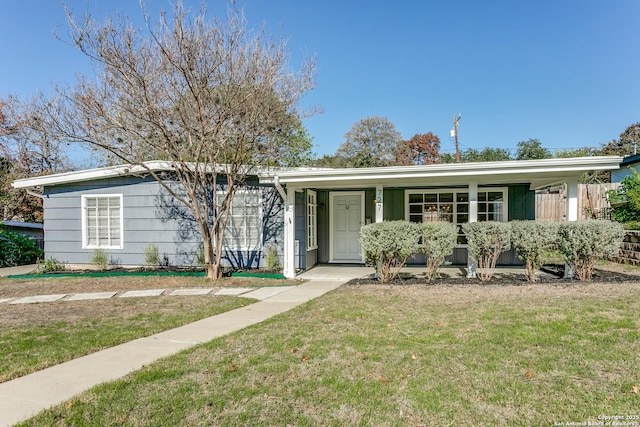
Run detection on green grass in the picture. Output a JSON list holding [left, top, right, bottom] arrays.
[[0, 296, 254, 383], [18, 283, 640, 426]]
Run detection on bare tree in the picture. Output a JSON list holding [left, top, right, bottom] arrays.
[[21, 3, 315, 279], [1, 96, 73, 221]]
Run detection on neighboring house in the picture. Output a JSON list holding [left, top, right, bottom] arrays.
[[13, 156, 622, 278], [0, 221, 44, 250], [612, 154, 640, 183]]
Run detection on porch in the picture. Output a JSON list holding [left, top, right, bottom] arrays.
[[266, 157, 623, 278]]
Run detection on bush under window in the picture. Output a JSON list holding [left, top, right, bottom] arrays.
[[360, 221, 420, 283], [417, 221, 458, 282], [462, 221, 511, 282], [510, 221, 559, 282]]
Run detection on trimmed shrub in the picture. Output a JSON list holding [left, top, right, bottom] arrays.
[[417, 221, 458, 282], [264, 245, 282, 271], [34, 258, 66, 274], [0, 227, 43, 267], [462, 221, 511, 282], [91, 248, 109, 269], [144, 243, 160, 266], [510, 221, 559, 282], [557, 220, 624, 281], [360, 220, 421, 283]]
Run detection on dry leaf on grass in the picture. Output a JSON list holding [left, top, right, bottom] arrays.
[[367, 372, 390, 384]]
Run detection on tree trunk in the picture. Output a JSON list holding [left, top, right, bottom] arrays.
[[205, 262, 220, 280], [202, 230, 222, 281]]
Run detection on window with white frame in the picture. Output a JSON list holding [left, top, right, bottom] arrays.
[[82, 194, 123, 249], [477, 190, 506, 222], [307, 190, 317, 250], [406, 188, 507, 244], [218, 190, 261, 250]]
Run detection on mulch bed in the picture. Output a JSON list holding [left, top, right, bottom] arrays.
[[347, 264, 640, 286]]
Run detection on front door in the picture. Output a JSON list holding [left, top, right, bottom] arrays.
[[330, 192, 364, 262]]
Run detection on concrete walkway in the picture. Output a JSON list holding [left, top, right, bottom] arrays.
[[0, 285, 297, 305], [0, 279, 345, 427], [0, 265, 37, 277]]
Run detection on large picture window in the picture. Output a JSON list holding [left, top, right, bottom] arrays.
[[218, 190, 261, 250], [406, 188, 507, 244], [82, 194, 123, 249], [307, 190, 318, 250]]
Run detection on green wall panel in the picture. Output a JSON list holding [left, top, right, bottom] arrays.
[[508, 184, 535, 220], [383, 188, 404, 220]]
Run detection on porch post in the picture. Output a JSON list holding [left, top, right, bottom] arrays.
[[565, 178, 579, 221], [564, 177, 579, 278], [283, 186, 296, 278], [375, 185, 384, 223], [469, 182, 478, 223], [467, 182, 478, 278]]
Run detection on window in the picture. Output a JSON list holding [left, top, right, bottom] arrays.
[[307, 190, 317, 250], [478, 190, 506, 222], [218, 190, 261, 250], [82, 195, 123, 249], [406, 188, 507, 245]]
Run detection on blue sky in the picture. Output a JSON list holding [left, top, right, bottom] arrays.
[[1, 0, 640, 161]]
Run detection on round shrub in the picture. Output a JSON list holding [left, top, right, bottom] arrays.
[[510, 221, 559, 282], [360, 220, 420, 283], [417, 221, 458, 282], [557, 220, 624, 281], [462, 221, 511, 282]]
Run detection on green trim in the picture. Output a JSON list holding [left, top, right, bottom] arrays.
[[7, 270, 286, 280], [230, 272, 286, 279]]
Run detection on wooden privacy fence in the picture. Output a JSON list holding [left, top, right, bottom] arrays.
[[535, 183, 621, 221]]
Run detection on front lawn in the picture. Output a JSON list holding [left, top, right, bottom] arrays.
[[20, 281, 640, 426], [0, 275, 300, 298], [0, 294, 255, 383]]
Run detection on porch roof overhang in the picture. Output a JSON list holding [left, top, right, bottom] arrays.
[[265, 156, 623, 190]]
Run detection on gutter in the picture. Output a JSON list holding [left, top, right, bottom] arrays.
[[274, 175, 287, 200], [25, 189, 45, 199]]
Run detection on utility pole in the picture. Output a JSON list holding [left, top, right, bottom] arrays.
[[453, 113, 461, 163]]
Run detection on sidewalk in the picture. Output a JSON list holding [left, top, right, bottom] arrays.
[[0, 265, 36, 277], [0, 279, 345, 427]]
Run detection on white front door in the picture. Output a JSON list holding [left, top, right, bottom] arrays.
[[330, 192, 364, 262]]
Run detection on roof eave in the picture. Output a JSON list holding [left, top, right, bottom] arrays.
[[12, 161, 175, 190], [273, 157, 622, 187]]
